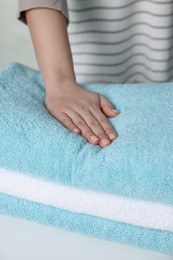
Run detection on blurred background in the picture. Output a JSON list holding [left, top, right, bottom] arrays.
[[0, 0, 38, 69]]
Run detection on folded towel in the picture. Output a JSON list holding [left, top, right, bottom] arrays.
[[0, 62, 173, 255], [1, 168, 173, 232]]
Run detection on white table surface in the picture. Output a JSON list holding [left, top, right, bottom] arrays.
[[0, 214, 172, 260]]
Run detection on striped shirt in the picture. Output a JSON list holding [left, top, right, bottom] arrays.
[[17, 0, 173, 84]]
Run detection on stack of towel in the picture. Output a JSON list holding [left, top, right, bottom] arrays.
[[0, 62, 173, 255]]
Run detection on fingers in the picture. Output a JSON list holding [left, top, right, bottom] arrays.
[[59, 108, 118, 148], [76, 110, 112, 147], [56, 112, 81, 135], [56, 110, 100, 145], [89, 104, 119, 147], [84, 112, 114, 147], [64, 110, 101, 145], [51, 102, 119, 148], [100, 95, 119, 117]]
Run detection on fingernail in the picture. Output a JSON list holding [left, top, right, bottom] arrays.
[[73, 128, 80, 133], [109, 133, 117, 140], [112, 108, 119, 114], [102, 138, 111, 145], [90, 135, 99, 142]]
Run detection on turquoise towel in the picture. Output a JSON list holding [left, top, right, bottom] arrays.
[[0, 62, 173, 254]]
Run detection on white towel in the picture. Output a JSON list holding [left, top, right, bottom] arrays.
[[0, 167, 173, 232]]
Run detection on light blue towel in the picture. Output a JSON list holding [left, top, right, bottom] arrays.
[[0, 62, 173, 254]]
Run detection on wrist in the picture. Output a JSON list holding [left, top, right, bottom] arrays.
[[45, 79, 80, 95]]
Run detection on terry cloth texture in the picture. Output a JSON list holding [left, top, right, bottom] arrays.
[[0, 62, 173, 255], [1, 168, 173, 232]]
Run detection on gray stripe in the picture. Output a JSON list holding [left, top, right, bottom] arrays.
[[74, 62, 173, 73], [80, 79, 173, 85], [73, 0, 173, 4], [70, 35, 173, 45], [76, 72, 173, 83], [72, 52, 173, 63], [75, 66, 173, 76], [71, 39, 173, 49], [68, 0, 173, 84], [122, 73, 173, 83], [69, 11, 173, 24], [80, 80, 117, 85], [69, 23, 173, 35], [69, 1, 173, 12]]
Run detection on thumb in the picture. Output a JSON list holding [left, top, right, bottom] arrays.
[[100, 94, 119, 117]]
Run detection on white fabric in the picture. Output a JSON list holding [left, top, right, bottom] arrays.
[[0, 167, 173, 232], [67, 0, 173, 84]]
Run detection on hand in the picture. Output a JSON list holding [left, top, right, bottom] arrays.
[[44, 82, 120, 148]]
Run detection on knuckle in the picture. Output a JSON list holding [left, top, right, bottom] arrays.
[[77, 120, 85, 127], [99, 116, 107, 124], [89, 120, 98, 127], [78, 102, 86, 111], [91, 104, 98, 111], [61, 117, 69, 124], [60, 116, 66, 121], [97, 133, 107, 139], [105, 126, 114, 133]]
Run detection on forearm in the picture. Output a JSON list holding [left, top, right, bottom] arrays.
[[25, 8, 76, 92]]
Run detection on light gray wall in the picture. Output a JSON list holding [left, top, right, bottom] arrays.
[[0, 0, 38, 69]]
